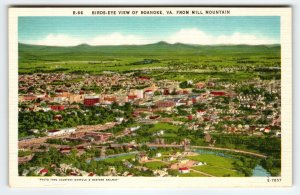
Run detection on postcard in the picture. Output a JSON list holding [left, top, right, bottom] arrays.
[[9, 7, 292, 188]]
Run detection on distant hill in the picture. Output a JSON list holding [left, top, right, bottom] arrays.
[[18, 42, 281, 63]]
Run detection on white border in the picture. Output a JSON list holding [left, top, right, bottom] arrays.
[[8, 7, 292, 188]]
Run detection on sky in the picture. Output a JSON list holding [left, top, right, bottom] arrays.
[[18, 16, 280, 46]]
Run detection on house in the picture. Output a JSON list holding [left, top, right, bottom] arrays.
[[149, 115, 160, 120], [130, 126, 140, 132], [39, 168, 49, 176], [47, 129, 62, 136], [136, 153, 148, 162], [69, 94, 84, 103], [85, 132, 113, 142], [264, 127, 271, 133], [60, 147, 72, 154], [128, 95, 137, 100], [168, 156, 174, 161], [42, 107, 52, 112], [179, 167, 190, 174], [153, 169, 168, 177], [275, 131, 281, 137], [115, 117, 124, 123], [158, 130, 164, 135], [210, 91, 228, 96], [21, 94, 37, 101], [196, 110, 206, 117], [138, 76, 151, 81], [50, 105, 65, 111], [47, 128, 76, 136], [88, 172, 96, 177], [195, 82, 206, 89], [54, 114, 63, 121], [29, 129, 39, 134], [69, 172, 78, 176], [70, 131, 85, 138], [123, 161, 134, 168], [155, 100, 175, 108], [194, 162, 206, 166], [135, 89, 144, 99], [156, 153, 162, 157]]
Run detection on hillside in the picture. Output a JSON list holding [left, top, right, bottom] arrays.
[[19, 42, 281, 63]]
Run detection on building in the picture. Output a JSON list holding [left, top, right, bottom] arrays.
[[196, 110, 206, 118], [130, 126, 140, 132], [155, 100, 175, 108], [127, 95, 137, 101], [85, 132, 113, 142], [179, 167, 190, 174], [69, 94, 84, 103], [135, 89, 144, 99], [156, 153, 162, 157], [84, 95, 99, 106], [101, 96, 116, 105], [210, 91, 228, 96], [47, 129, 62, 136], [39, 168, 49, 176], [53, 114, 62, 121], [195, 82, 206, 89], [47, 128, 76, 136], [20, 94, 37, 102], [115, 117, 124, 123], [136, 152, 148, 162], [70, 131, 85, 138], [50, 105, 65, 111]]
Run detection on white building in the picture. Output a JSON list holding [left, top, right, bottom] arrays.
[[115, 117, 124, 123], [135, 90, 144, 99], [179, 167, 190, 174], [47, 128, 76, 136], [130, 126, 140, 132]]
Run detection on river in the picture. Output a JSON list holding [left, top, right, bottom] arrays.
[[252, 165, 271, 177]]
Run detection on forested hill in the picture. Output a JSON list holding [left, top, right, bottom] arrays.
[[19, 42, 280, 63]]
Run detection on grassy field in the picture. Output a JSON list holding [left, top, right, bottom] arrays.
[[148, 122, 179, 133], [187, 154, 236, 169], [102, 154, 136, 163], [192, 165, 244, 177], [143, 161, 166, 169], [178, 171, 208, 177], [187, 154, 244, 177], [19, 42, 281, 82]]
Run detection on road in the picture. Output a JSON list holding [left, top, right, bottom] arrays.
[[189, 168, 214, 177]]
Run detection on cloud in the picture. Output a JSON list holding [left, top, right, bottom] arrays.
[[88, 33, 154, 46], [165, 28, 278, 45], [30, 34, 82, 46], [23, 29, 279, 46]]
